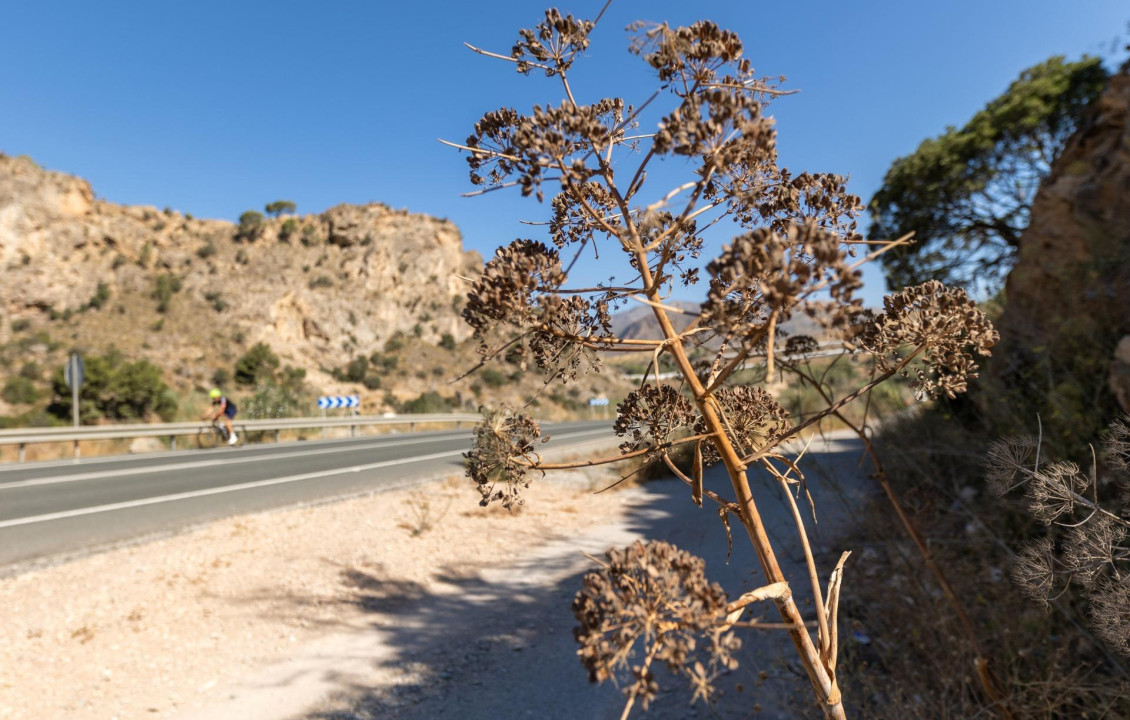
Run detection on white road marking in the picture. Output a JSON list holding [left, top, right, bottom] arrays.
[[0, 428, 613, 528], [0, 434, 465, 490], [0, 449, 466, 529]]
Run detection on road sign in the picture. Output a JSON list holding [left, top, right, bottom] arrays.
[[317, 395, 360, 409], [64, 352, 85, 390], [588, 396, 609, 407]]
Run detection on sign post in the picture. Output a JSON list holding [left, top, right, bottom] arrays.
[[316, 395, 361, 439], [588, 396, 609, 419], [63, 352, 85, 458]]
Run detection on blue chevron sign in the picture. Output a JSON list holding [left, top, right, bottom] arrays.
[[317, 395, 360, 409], [588, 396, 610, 407]]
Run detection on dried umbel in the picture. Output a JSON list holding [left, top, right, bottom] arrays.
[[511, 8, 594, 77], [463, 239, 565, 336], [572, 540, 740, 708], [1105, 416, 1130, 472], [854, 280, 998, 399], [613, 384, 697, 455], [465, 408, 545, 510], [695, 385, 789, 464], [989, 419, 1130, 656], [700, 222, 862, 342]]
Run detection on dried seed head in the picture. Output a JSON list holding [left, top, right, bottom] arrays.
[[511, 9, 595, 76], [463, 239, 564, 337], [1104, 416, 1130, 472], [613, 384, 698, 455], [855, 280, 998, 399], [1090, 578, 1130, 656], [1012, 536, 1057, 606], [695, 385, 789, 464], [464, 408, 545, 510], [1063, 515, 1126, 589], [572, 540, 739, 708], [984, 435, 1038, 496], [1026, 461, 1088, 525], [701, 222, 861, 341]]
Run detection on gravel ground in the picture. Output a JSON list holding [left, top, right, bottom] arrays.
[[0, 460, 630, 720]]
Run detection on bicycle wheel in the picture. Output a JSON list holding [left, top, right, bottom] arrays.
[[197, 426, 220, 449], [233, 426, 247, 447]]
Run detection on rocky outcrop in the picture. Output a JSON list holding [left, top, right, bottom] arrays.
[[0, 153, 482, 389], [984, 66, 1130, 446]]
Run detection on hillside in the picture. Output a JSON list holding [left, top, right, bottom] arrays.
[[0, 154, 629, 424]]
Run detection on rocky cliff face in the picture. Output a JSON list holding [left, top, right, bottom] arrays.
[[984, 65, 1130, 447], [0, 153, 482, 393]]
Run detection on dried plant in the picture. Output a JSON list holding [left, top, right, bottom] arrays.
[[988, 416, 1130, 656], [448, 7, 998, 718]]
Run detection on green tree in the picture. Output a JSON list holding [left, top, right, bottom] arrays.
[[234, 342, 280, 386], [2, 377, 39, 405], [265, 200, 297, 217], [48, 351, 177, 422], [869, 56, 1109, 292], [237, 210, 264, 240]]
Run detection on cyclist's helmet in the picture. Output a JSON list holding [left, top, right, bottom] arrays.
[[209, 388, 222, 399]]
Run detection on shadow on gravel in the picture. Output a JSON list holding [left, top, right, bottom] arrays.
[[290, 439, 873, 720]]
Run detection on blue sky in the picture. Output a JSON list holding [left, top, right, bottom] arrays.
[[2, 1, 1125, 307]]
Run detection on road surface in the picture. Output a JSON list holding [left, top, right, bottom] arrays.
[[0, 420, 612, 572]]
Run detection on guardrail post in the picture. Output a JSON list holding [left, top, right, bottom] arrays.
[[275, 429, 281, 443], [170, 436, 176, 451], [73, 440, 80, 460], [18, 443, 25, 463], [410, 421, 416, 432]]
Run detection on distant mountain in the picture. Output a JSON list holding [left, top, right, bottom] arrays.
[[610, 299, 827, 344]]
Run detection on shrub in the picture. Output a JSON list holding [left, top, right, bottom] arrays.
[[2, 377, 38, 405], [87, 282, 110, 310], [10, 318, 30, 333], [18, 362, 40, 381], [278, 218, 298, 242], [362, 374, 382, 390], [439, 333, 457, 350], [480, 368, 507, 388], [212, 368, 231, 387], [308, 275, 333, 289], [343, 355, 368, 383], [151, 273, 182, 313], [234, 342, 280, 386], [195, 241, 216, 259], [236, 210, 264, 240], [384, 334, 405, 353], [203, 291, 228, 312], [399, 391, 452, 414], [369, 352, 398, 372]]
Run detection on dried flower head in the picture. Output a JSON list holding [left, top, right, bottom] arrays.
[[700, 222, 861, 342], [1026, 461, 1088, 525], [984, 435, 1038, 496], [511, 8, 595, 77], [855, 280, 998, 399], [464, 239, 565, 337], [573, 540, 740, 708], [613, 384, 698, 455], [465, 408, 545, 510], [1012, 536, 1057, 606], [1063, 515, 1126, 589], [1090, 578, 1130, 656], [1105, 416, 1130, 472], [695, 385, 789, 464]]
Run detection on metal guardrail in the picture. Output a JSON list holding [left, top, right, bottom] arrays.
[[0, 413, 483, 462]]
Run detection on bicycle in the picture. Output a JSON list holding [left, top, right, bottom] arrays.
[[197, 419, 246, 449]]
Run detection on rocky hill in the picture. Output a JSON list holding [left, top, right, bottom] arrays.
[[0, 153, 631, 422], [982, 63, 1130, 449]]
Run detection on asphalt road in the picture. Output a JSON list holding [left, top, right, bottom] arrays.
[[0, 420, 613, 572]]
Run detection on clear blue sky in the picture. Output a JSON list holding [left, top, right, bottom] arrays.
[[2, 1, 1125, 306]]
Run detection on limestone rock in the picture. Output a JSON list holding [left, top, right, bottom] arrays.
[[0, 152, 483, 390], [984, 66, 1130, 446]]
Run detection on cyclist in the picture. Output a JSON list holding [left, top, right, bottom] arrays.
[[204, 388, 239, 445]]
